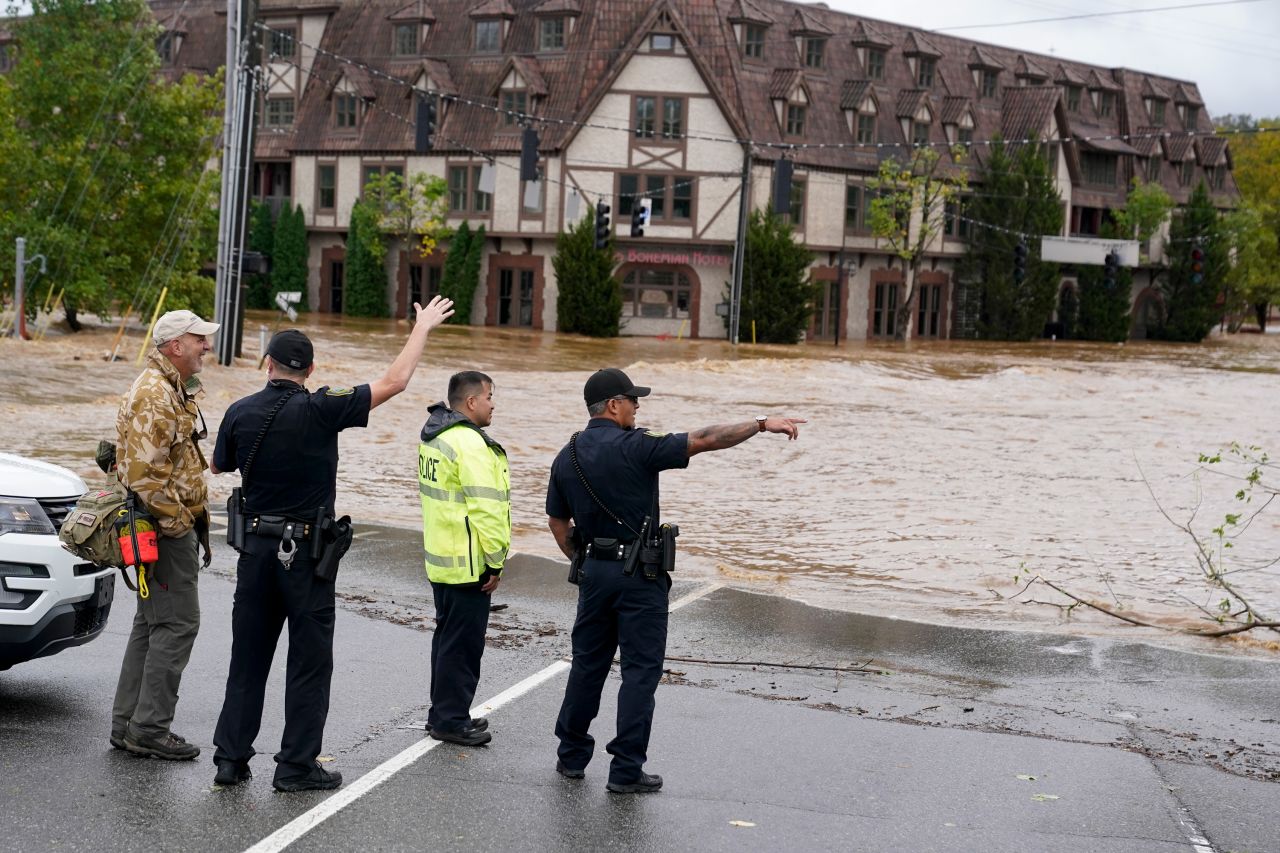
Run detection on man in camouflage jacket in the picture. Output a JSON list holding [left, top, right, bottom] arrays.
[[111, 309, 218, 761]]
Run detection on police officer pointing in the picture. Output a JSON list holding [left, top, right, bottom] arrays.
[[209, 296, 453, 792], [546, 368, 803, 793]]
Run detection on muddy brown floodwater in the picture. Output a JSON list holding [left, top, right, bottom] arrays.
[[2, 312, 1277, 654]]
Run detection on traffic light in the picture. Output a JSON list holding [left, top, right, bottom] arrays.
[[1013, 241, 1028, 284], [1103, 251, 1119, 291], [1190, 244, 1205, 285], [415, 94, 437, 153], [594, 200, 611, 250], [630, 198, 650, 238]]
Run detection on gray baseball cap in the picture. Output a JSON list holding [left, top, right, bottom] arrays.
[[152, 310, 220, 345]]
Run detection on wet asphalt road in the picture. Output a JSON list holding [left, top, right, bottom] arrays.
[[2, 523, 1278, 853]]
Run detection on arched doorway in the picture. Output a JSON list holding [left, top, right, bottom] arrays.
[[616, 263, 700, 337], [1130, 287, 1165, 340]]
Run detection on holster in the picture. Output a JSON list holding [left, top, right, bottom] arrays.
[[226, 488, 245, 552], [313, 514, 353, 583], [567, 526, 585, 585], [659, 523, 679, 574]]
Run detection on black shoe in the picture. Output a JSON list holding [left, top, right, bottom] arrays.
[[556, 761, 585, 779], [607, 772, 663, 794], [124, 731, 200, 761], [110, 732, 126, 750], [470, 717, 489, 732], [214, 759, 252, 786], [429, 724, 492, 747], [273, 765, 342, 793]]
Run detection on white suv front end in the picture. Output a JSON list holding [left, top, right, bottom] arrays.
[[0, 452, 116, 670]]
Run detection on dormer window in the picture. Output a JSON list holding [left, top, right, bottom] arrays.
[[1145, 98, 1166, 124], [500, 89, 527, 126], [1179, 103, 1199, 128], [539, 17, 565, 51], [156, 33, 176, 64], [393, 24, 418, 56], [743, 24, 765, 60], [912, 117, 930, 146], [334, 93, 360, 129], [1096, 90, 1115, 118], [917, 57, 935, 88], [786, 103, 806, 136], [866, 49, 885, 80], [980, 70, 997, 99], [803, 37, 825, 69], [856, 110, 876, 144], [266, 25, 296, 60], [1065, 85, 1081, 112], [475, 19, 501, 53]]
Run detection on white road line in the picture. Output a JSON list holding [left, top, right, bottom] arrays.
[[243, 581, 722, 853]]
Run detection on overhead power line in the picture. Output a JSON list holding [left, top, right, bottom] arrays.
[[934, 0, 1271, 31]]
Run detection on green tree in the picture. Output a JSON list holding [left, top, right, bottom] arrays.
[[245, 201, 275, 309], [364, 171, 451, 260], [958, 140, 1064, 341], [272, 204, 309, 311], [1074, 260, 1133, 342], [868, 146, 968, 340], [0, 0, 221, 329], [1113, 179, 1174, 260], [553, 211, 621, 336], [439, 221, 485, 324], [1150, 183, 1225, 342], [734, 207, 817, 344], [342, 199, 388, 318], [1221, 202, 1280, 330], [1216, 116, 1280, 327]]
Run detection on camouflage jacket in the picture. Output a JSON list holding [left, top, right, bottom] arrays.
[[115, 350, 210, 537]]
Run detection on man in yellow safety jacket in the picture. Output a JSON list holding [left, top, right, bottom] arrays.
[[418, 371, 509, 747]]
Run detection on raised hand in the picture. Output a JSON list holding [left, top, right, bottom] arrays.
[[414, 295, 456, 331]]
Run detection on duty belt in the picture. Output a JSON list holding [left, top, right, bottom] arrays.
[[245, 515, 314, 541], [584, 538, 633, 561]]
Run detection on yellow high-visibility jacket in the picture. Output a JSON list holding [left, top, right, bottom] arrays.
[[418, 404, 510, 585]]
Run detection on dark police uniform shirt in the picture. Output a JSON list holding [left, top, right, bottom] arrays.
[[213, 380, 372, 518], [546, 418, 689, 542]]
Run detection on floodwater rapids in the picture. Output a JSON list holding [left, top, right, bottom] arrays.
[[2, 312, 1276, 653]]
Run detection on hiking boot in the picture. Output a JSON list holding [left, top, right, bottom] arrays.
[[607, 772, 663, 794], [110, 731, 126, 750], [124, 730, 200, 761], [214, 759, 252, 786], [556, 760, 585, 779], [428, 724, 492, 747], [273, 765, 342, 793]]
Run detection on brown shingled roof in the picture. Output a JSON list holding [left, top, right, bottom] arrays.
[[727, 0, 771, 24], [330, 65, 377, 99], [940, 95, 970, 125], [532, 0, 581, 13], [1073, 125, 1139, 155], [896, 88, 930, 119], [1197, 136, 1228, 166], [508, 55, 549, 96], [1129, 126, 1161, 157], [1140, 77, 1170, 100], [967, 46, 1004, 70], [388, 1, 436, 22], [788, 7, 831, 35], [1163, 134, 1195, 162], [769, 67, 802, 99], [902, 31, 941, 57], [839, 79, 870, 111], [1087, 69, 1121, 91], [1173, 82, 1203, 105], [1014, 54, 1049, 80], [1054, 63, 1087, 86], [471, 0, 515, 18], [1000, 85, 1059, 142], [849, 20, 890, 47]]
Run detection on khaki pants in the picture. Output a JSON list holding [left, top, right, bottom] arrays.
[[111, 530, 201, 739]]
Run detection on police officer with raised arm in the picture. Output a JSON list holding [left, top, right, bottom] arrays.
[[208, 296, 453, 792], [546, 367, 804, 793]]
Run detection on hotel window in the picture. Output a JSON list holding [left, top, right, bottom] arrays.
[[393, 24, 418, 56], [856, 112, 875, 145], [743, 24, 765, 60], [662, 97, 683, 139], [448, 165, 491, 213], [866, 49, 885, 80], [871, 281, 899, 338], [634, 96, 683, 141], [362, 164, 404, 196], [803, 37, 825, 70], [912, 120, 930, 147], [539, 17, 565, 51], [409, 264, 443, 306], [156, 33, 175, 64], [1145, 156, 1161, 183], [622, 268, 691, 319], [957, 127, 973, 146], [786, 103, 806, 137], [916, 282, 943, 338], [917, 57, 935, 88], [980, 70, 997, 98], [334, 93, 359, 130], [617, 173, 692, 221], [475, 20, 501, 53], [267, 26, 296, 60], [317, 164, 336, 211], [844, 185, 864, 231], [1150, 99, 1166, 124], [1065, 85, 1081, 112], [650, 33, 675, 52], [1081, 152, 1117, 185], [500, 90, 527, 126], [789, 179, 806, 226], [1209, 165, 1225, 190], [1183, 105, 1199, 128], [1098, 91, 1115, 118], [264, 97, 295, 127], [1179, 160, 1195, 187], [496, 268, 535, 327]]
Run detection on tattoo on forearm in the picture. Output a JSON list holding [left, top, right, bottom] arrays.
[[688, 421, 756, 453]]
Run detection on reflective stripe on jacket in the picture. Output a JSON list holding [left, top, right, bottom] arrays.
[[418, 421, 510, 585]]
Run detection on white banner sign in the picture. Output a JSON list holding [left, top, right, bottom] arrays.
[[1040, 236, 1140, 267]]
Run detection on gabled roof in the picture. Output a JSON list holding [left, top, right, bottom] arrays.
[[788, 8, 831, 36], [1163, 134, 1195, 162], [940, 95, 971, 125], [1054, 64, 1088, 86], [840, 79, 871, 110], [1197, 136, 1228, 166], [849, 20, 891, 48], [727, 0, 772, 24], [902, 31, 941, 57], [1141, 77, 1170, 100], [896, 88, 932, 119], [507, 55, 549, 96], [328, 65, 377, 99], [387, 1, 435, 23], [1173, 83, 1203, 105], [1087, 69, 1121, 91], [469, 0, 514, 19], [156, 11, 190, 34], [532, 0, 581, 14], [1073, 125, 1139, 155], [1129, 126, 1162, 157], [391, 58, 457, 96], [1014, 54, 1049, 80], [1001, 85, 1060, 141], [967, 46, 1004, 70], [769, 67, 803, 99]]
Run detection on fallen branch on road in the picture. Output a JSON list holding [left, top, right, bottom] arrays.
[[665, 655, 876, 674]]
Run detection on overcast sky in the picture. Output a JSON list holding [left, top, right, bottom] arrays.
[[5, 0, 1278, 117], [826, 0, 1280, 118]]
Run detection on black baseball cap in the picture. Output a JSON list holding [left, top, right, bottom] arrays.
[[267, 329, 314, 370], [584, 368, 651, 407]]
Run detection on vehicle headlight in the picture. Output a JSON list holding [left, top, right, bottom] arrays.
[[0, 497, 56, 536]]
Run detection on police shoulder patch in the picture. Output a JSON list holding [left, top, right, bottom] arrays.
[[644, 429, 669, 438], [325, 387, 354, 397]]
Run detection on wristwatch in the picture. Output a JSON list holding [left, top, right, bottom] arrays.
[[755, 415, 767, 432]]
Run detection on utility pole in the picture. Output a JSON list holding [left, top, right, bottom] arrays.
[[214, 0, 261, 365], [12, 237, 47, 340], [728, 146, 752, 345]]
